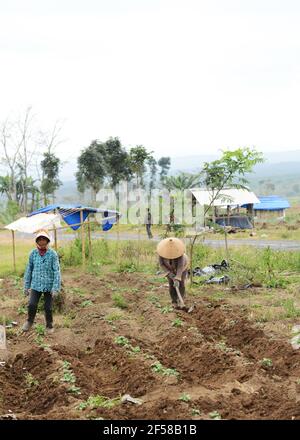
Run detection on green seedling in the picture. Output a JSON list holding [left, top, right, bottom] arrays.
[[172, 318, 183, 327], [151, 361, 179, 377], [260, 358, 273, 368], [209, 411, 222, 420], [112, 293, 128, 309], [80, 300, 93, 308], [78, 395, 120, 410], [115, 336, 130, 347], [34, 324, 45, 336], [179, 393, 191, 402], [161, 306, 173, 314], [191, 408, 201, 416], [24, 372, 39, 388], [68, 385, 81, 395]]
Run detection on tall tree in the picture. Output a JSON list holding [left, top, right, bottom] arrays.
[[76, 141, 107, 203], [158, 157, 171, 184], [41, 152, 61, 205], [147, 156, 157, 194], [129, 145, 153, 189], [0, 119, 22, 202], [104, 137, 131, 189]]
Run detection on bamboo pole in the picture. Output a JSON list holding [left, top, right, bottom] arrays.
[[80, 210, 85, 268], [87, 217, 92, 260], [54, 225, 58, 251], [12, 230, 16, 273]]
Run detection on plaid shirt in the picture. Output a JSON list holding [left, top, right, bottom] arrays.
[[24, 248, 61, 293]]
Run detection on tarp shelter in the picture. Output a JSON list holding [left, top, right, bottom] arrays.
[[190, 188, 260, 207], [4, 213, 61, 234], [28, 204, 120, 231], [215, 216, 253, 229]]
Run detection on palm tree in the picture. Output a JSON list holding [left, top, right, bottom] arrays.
[[163, 172, 201, 191]]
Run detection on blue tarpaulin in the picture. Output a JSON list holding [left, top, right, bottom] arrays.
[[28, 204, 119, 231], [242, 196, 290, 212]]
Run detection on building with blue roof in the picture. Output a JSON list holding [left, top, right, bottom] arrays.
[[243, 196, 290, 219]]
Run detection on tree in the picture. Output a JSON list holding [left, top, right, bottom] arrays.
[[0, 119, 22, 202], [163, 172, 201, 191], [0, 175, 11, 200], [104, 137, 132, 189], [147, 156, 157, 195], [189, 147, 264, 283], [129, 145, 153, 189], [76, 141, 107, 203], [158, 157, 171, 183], [41, 152, 61, 205]]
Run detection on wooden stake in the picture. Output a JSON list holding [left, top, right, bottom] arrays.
[[87, 217, 92, 260], [80, 210, 85, 268], [12, 230, 16, 273], [54, 225, 58, 251]]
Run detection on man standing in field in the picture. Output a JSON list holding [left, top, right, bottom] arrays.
[[157, 237, 189, 308], [144, 208, 153, 239], [22, 230, 61, 334]]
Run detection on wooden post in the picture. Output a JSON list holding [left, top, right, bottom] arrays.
[[224, 227, 229, 261], [87, 217, 92, 260], [54, 225, 58, 251], [116, 214, 120, 265], [12, 230, 16, 273], [80, 210, 85, 268]]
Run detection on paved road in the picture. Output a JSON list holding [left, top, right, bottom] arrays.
[[62, 232, 300, 250], [6, 231, 300, 250]]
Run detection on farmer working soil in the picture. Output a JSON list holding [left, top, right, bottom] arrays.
[[22, 229, 61, 334], [157, 237, 189, 308]]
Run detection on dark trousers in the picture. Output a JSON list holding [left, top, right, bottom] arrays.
[[28, 290, 53, 328], [146, 224, 153, 239], [168, 272, 187, 305]]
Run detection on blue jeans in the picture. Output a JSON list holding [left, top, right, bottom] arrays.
[[28, 290, 53, 328]]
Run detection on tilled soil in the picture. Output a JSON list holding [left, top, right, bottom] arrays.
[[1, 269, 300, 420]]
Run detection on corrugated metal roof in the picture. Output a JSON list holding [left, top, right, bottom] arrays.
[[253, 196, 290, 211], [190, 188, 260, 207]]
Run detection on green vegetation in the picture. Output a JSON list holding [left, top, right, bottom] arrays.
[[172, 318, 183, 327], [112, 293, 128, 309], [34, 324, 45, 336], [151, 361, 179, 377], [260, 358, 273, 368], [179, 393, 191, 402], [209, 411, 222, 420], [24, 372, 39, 388], [78, 395, 120, 410]]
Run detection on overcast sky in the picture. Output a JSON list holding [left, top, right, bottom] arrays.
[[1, 0, 300, 163]]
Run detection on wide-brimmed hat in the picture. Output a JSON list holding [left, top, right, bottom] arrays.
[[157, 237, 185, 259], [35, 229, 51, 243]]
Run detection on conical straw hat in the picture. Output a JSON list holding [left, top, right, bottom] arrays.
[[157, 237, 185, 259]]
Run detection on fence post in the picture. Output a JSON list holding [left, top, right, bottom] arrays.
[[80, 210, 85, 268]]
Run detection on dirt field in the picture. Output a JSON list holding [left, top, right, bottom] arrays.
[[1, 269, 300, 420]]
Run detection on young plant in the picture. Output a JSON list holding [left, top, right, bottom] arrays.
[[115, 336, 130, 347], [179, 393, 191, 402], [260, 358, 273, 368], [151, 361, 179, 377], [112, 293, 128, 309], [78, 395, 120, 410], [80, 300, 93, 308], [24, 372, 39, 388], [34, 324, 45, 336], [209, 411, 222, 420], [172, 318, 183, 327]]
